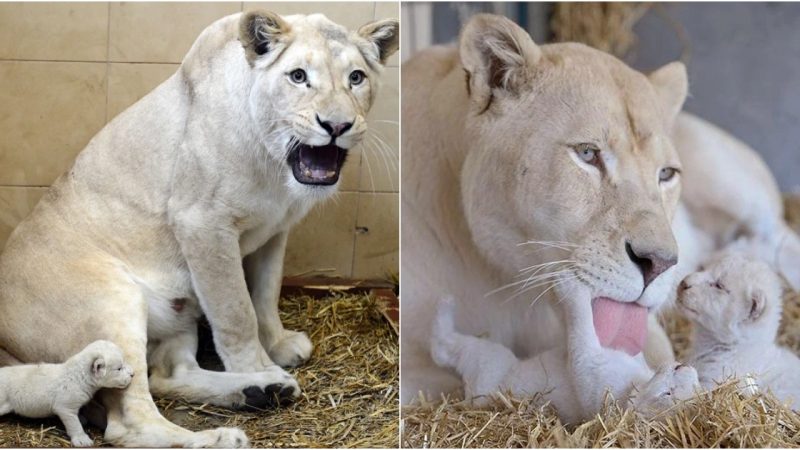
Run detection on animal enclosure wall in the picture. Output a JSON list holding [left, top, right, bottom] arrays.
[[0, 1, 399, 279]]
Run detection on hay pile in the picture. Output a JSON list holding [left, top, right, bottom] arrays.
[[0, 293, 398, 448]]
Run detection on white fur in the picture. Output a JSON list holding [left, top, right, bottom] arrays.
[[0, 341, 133, 447], [678, 251, 800, 408], [431, 296, 698, 423]]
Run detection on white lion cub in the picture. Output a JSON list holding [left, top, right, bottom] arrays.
[[0, 340, 134, 447], [677, 251, 800, 407], [431, 297, 698, 423]]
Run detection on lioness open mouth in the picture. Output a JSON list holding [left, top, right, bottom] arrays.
[[287, 143, 348, 185]]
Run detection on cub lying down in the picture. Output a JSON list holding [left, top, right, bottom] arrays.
[[677, 251, 800, 407], [0, 340, 134, 447], [431, 297, 699, 423]]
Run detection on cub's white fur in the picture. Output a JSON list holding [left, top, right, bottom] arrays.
[[0, 10, 398, 448], [677, 251, 800, 407], [0, 341, 133, 447], [431, 296, 698, 423]]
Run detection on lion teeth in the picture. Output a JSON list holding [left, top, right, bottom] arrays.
[[304, 169, 312, 177], [325, 170, 335, 178]]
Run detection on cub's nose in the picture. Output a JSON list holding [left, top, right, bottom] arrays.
[[316, 115, 353, 138], [625, 241, 678, 289]]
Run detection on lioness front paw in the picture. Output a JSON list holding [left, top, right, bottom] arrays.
[[268, 330, 313, 368], [70, 433, 94, 447], [239, 367, 301, 411], [193, 427, 249, 448]]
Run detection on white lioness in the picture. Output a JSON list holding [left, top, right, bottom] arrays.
[[678, 251, 800, 407], [401, 12, 800, 417], [0, 340, 134, 447], [0, 10, 398, 448], [431, 296, 698, 423]]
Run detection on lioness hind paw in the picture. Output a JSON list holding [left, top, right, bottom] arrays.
[[240, 383, 300, 411]]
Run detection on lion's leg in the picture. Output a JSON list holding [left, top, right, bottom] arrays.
[[0, 346, 21, 367], [148, 330, 299, 410], [430, 297, 518, 404], [91, 285, 248, 448], [244, 232, 312, 368]]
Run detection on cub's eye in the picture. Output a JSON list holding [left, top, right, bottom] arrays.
[[289, 69, 307, 84], [659, 167, 680, 183], [574, 143, 601, 167], [713, 280, 726, 291], [349, 70, 366, 86]]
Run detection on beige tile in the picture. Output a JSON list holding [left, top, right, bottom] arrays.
[[109, 2, 240, 63], [285, 192, 358, 277], [359, 67, 399, 192], [0, 3, 109, 62], [107, 63, 179, 120], [374, 1, 400, 67], [0, 61, 107, 186], [352, 192, 398, 279], [244, 2, 375, 31], [338, 146, 361, 192], [0, 187, 47, 250]]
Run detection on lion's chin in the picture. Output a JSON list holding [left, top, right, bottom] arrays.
[[287, 143, 348, 186]]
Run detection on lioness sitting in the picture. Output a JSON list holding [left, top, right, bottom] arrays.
[[400, 12, 800, 420], [0, 10, 398, 448], [0, 340, 134, 447], [678, 251, 800, 407]]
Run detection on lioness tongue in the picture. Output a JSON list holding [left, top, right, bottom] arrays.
[[591, 297, 647, 356]]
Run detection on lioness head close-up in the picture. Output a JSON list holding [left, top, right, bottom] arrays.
[[459, 15, 686, 335], [237, 10, 398, 190]]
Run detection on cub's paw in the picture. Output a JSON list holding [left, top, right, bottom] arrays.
[[240, 369, 301, 411], [70, 433, 94, 447], [268, 330, 313, 368], [193, 427, 249, 448]]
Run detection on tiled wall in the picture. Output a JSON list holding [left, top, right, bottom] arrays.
[[0, 2, 399, 279]]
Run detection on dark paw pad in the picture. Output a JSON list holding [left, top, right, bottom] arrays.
[[241, 384, 297, 411]]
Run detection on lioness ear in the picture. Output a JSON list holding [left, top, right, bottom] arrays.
[[358, 19, 399, 65], [91, 356, 106, 379], [747, 290, 767, 321], [459, 14, 541, 113], [649, 61, 688, 128], [239, 10, 290, 64]]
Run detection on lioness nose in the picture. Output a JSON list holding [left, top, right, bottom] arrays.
[[625, 241, 678, 289], [316, 115, 353, 138]]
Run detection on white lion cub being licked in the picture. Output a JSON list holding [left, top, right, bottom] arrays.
[[0, 340, 134, 447], [431, 296, 699, 423], [677, 251, 800, 407]]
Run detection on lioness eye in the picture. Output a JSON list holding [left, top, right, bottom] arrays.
[[659, 167, 679, 183], [289, 69, 307, 84], [574, 143, 601, 167], [713, 280, 726, 291], [349, 70, 366, 86]]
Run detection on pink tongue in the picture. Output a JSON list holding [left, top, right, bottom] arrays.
[[591, 297, 647, 356]]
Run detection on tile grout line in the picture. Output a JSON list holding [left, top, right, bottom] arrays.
[[104, 2, 111, 124]]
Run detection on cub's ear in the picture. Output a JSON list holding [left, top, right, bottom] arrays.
[[358, 19, 400, 65], [459, 14, 541, 113], [239, 10, 290, 64], [747, 290, 767, 321], [649, 61, 688, 128], [91, 356, 106, 379]]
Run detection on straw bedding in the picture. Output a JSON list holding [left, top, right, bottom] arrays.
[[0, 293, 399, 448], [401, 200, 800, 448]]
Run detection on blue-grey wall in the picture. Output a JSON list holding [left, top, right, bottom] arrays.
[[417, 2, 800, 192]]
